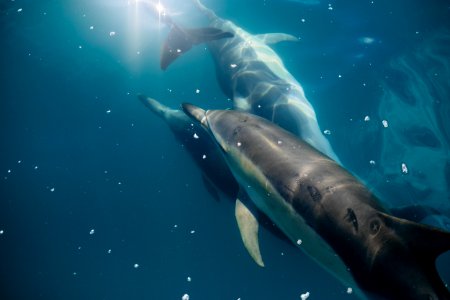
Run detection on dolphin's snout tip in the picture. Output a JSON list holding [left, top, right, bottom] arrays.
[[137, 94, 146, 101], [182, 103, 207, 125]]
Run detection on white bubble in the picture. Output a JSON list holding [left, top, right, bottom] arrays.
[[89, 229, 95, 235], [107, 249, 112, 254], [296, 239, 302, 245], [323, 129, 331, 135], [106, 109, 111, 114], [177, 49, 182, 53], [300, 291, 310, 300], [195, 89, 200, 94], [7, 169, 11, 173], [0, 230, 4, 235], [50, 187, 55, 192], [89, 25, 94, 30], [369, 160, 376, 165], [134, 263, 139, 268], [382, 120, 389, 128], [230, 63, 237, 68], [187, 276, 191, 282], [190, 230, 195, 234], [17, 8, 23, 12], [181, 294, 189, 300], [109, 31, 116, 37], [359, 37, 375, 44], [237, 142, 242, 147], [364, 115, 370, 122], [193, 133, 199, 139], [277, 140, 283, 145], [347, 287, 353, 294], [202, 155, 206, 159], [17, 160, 22, 164], [401, 163, 408, 174]]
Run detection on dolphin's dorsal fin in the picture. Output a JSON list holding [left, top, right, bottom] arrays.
[[379, 212, 450, 259], [235, 190, 265, 267], [160, 23, 233, 70], [255, 33, 299, 45]]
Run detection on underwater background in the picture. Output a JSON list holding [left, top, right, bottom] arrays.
[[1, 0, 450, 299]]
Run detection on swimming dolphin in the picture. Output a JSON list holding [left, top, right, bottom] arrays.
[[182, 103, 450, 300], [160, 0, 340, 163]]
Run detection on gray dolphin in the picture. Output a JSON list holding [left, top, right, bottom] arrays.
[[182, 103, 450, 300], [160, 0, 340, 163]]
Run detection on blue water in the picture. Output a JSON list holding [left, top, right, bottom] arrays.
[[1, 0, 450, 299]]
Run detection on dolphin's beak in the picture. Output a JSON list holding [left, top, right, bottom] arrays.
[[182, 103, 208, 127]]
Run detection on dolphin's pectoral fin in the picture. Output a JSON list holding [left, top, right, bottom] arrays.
[[255, 33, 299, 45], [235, 190, 265, 267]]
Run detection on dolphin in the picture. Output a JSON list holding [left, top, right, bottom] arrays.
[[160, 0, 340, 163], [182, 103, 450, 300]]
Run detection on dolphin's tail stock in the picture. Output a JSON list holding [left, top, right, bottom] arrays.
[[374, 212, 450, 299], [192, 0, 218, 21], [160, 21, 233, 70]]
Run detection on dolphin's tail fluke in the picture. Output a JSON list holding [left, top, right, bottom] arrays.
[[160, 22, 233, 70], [192, 0, 218, 21]]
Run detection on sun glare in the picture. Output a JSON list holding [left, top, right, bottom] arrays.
[[156, 2, 165, 14]]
